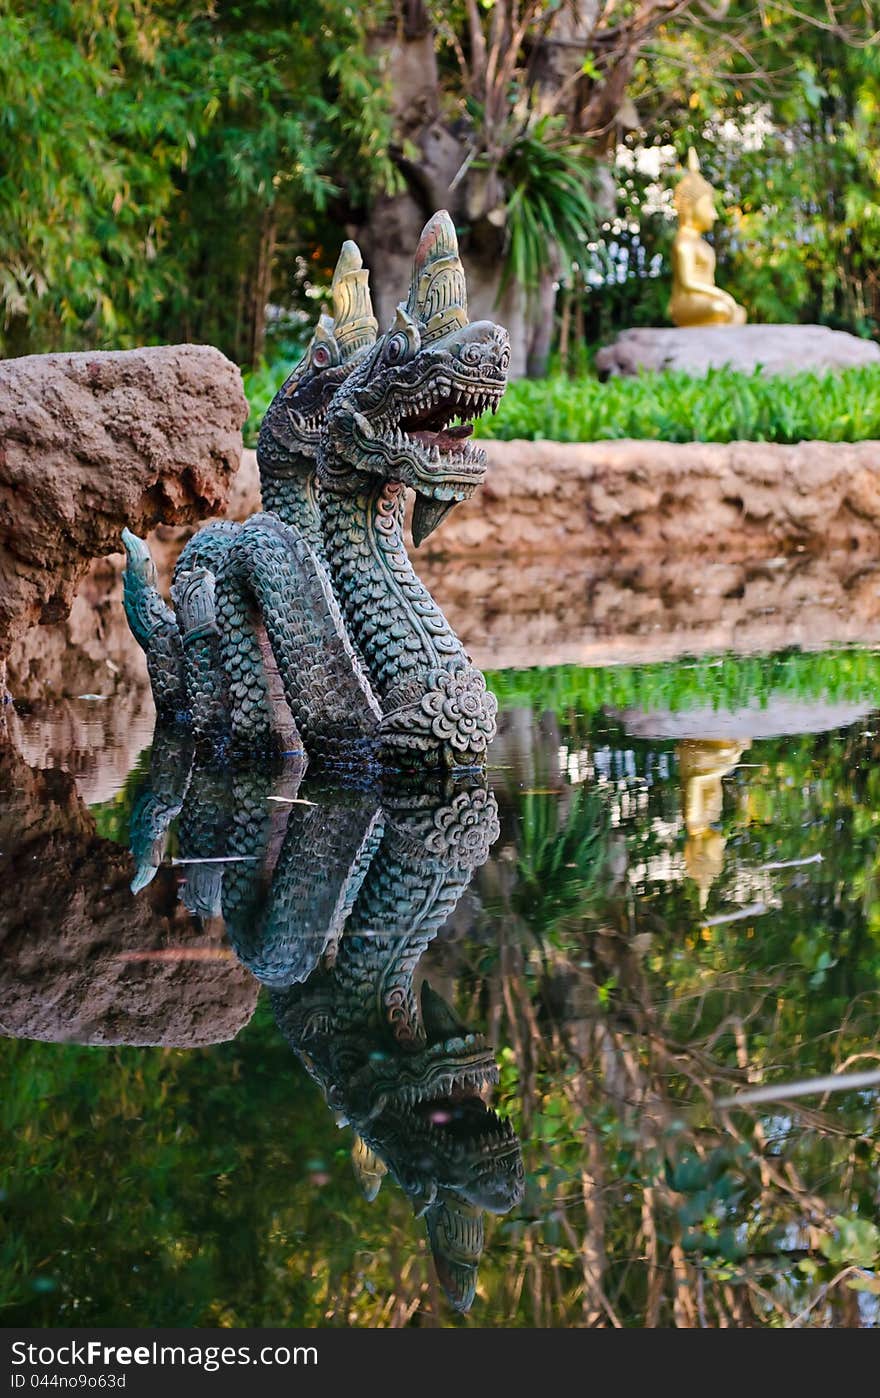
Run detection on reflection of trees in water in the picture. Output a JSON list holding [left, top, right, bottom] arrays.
[[3, 699, 880, 1326], [422, 707, 880, 1325]]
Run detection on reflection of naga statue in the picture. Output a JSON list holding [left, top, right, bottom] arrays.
[[130, 739, 524, 1312], [669, 149, 747, 329], [122, 212, 509, 771]]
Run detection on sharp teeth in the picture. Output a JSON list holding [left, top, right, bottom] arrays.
[[353, 410, 374, 439]]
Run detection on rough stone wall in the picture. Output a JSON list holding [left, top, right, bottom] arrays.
[[152, 439, 880, 560], [0, 743, 259, 1047], [461, 438, 880, 558], [8, 437, 880, 702], [0, 344, 247, 657]]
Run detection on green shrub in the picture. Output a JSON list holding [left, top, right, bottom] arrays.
[[242, 362, 880, 448], [486, 646, 880, 716], [472, 366, 880, 445], [241, 360, 292, 448]]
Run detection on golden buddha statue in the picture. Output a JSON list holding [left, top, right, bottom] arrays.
[[678, 738, 750, 910], [669, 149, 746, 328]]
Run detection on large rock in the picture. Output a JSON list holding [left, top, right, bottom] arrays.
[[9, 437, 880, 700], [0, 344, 247, 658], [595, 324, 880, 378], [452, 438, 880, 559], [0, 743, 259, 1047]]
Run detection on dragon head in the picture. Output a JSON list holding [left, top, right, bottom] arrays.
[[268, 781, 522, 1311], [345, 976, 524, 1313], [319, 211, 510, 545], [257, 241, 378, 468]]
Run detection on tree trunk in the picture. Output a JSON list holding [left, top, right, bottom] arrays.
[[243, 204, 277, 366], [355, 4, 635, 378], [355, 21, 542, 377]]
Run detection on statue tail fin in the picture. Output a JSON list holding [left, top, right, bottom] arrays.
[[121, 528, 188, 720]]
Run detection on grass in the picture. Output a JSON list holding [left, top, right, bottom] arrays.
[[242, 360, 880, 448], [241, 359, 290, 448], [485, 646, 880, 716], [471, 365, 880, 445]]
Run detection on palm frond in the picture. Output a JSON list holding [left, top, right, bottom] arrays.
[[480, 115, 604, 293]]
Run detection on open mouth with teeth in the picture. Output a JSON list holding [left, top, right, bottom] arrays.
[[365, 1053, 521, 1203], [383, 1038, 499, 1105], [275, 359, 358, 454], [373, 1073, 524, 1221], [353, 980, 501, 1109], [281, 406, 322, 450], [351, 368, 505, 545], [410, 1091, 519, 1162]]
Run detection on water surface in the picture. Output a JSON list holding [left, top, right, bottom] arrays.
[[2, 646, 880, 1328]]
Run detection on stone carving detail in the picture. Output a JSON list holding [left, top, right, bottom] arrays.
[[380, 665, 499, 760], [129, 734, 524, 1312], [122, 213, 509, 771], [120, 527, 187, 722], [171, 568, 219, 645]]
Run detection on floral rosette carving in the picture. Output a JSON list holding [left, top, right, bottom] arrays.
[[423, 789, 500, 868], [380, 666, 497, 762], [421, 668, 497, 753]]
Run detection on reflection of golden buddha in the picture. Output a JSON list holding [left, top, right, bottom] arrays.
[[669, 149, 747, 328], [678, 738, 750, 909]]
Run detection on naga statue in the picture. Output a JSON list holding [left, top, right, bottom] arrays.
[[129, 736, 525, 1312], [122, 213, 509, 771], [669, 149, 747, 329]]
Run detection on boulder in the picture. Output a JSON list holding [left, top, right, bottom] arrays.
[[595, 324, 880, 378], [0, 344, 247, 659], [0, 743, 259, 1047], [614, 699, 875, 742]]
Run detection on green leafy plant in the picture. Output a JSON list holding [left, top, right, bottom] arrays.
[[242, 360, 880, 449], [0, 0, 395, 363], [241, 352, 310, 447], [486, 117, 604, 294], [470, 365, 880, 445]]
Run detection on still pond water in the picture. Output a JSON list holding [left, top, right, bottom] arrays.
[[2, 646, 880, 1327]]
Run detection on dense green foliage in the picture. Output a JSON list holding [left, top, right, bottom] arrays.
[[0, 0, 394, 362], [488, 117, 604, 295], [471, 366, 880, 444], [584, 1, 880, 345], [2, 1, 876, 371], [242, 359, 880, 447]]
